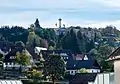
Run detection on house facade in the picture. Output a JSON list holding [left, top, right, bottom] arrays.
[[107, 47, 120, 84], [67, 54, 101, 75], [41, 50, 72, 63], [0, 41, 33, 71], [40, 50, 101, 75]]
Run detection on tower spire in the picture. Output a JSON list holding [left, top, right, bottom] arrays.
[[58, 18, 62, 28]]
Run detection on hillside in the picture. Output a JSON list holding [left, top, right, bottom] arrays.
[[0, 19, 120, 71]]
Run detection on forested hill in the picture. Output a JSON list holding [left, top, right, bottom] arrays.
[[0, 19, 120, 71]]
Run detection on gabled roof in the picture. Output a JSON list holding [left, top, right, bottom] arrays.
[[0, 41, 25, 62], [69, 73, 97, 84], [72, 54, 94, 60], [26, 46, 39, 60], [4, 45, 25, 62], [0, 41, 13, 52], [107, 47, 120, 61], [66, 60, 100, 70], [41, 49, 73, 59], [41, 49, 72, 54]]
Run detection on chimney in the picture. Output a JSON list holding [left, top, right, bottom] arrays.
[[58, 18, 62, 28]]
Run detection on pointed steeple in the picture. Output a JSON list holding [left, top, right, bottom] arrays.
[[34, 18, 41, 29]]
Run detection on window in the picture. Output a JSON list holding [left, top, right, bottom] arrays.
[[9, 62, 11, 65], [8, 63, 10, 65], [67, 71, 70, 74], [92, 70, 93, 73], [10, 56, 16, 59], [84, 55, 88, 60], [5, 63, 7, 65], [66, 57, 68, 59]]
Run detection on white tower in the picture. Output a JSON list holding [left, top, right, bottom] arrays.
[[58, 18, 62, 28]]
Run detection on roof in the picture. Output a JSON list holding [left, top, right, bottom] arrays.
[[35, 47, 47, 52], [4, 46, 25, 62], [107, 47, 120, 61], [72, 54, 94, 60], [41, 49, 72, 53], [69, 73, 97, 84], [0, 41, 25, 62], [26, 46, 39, 60], [66, 60, 100, 70], [0, 80, 23, 84], [0, 41, 13, 53], [41, 49, 73, 60], [108, 47, 120, 58]]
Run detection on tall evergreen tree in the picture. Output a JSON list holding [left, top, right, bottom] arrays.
[[86, 40, 95, 52], [77, 30, 86, 53], [61, 28, 79, 53]]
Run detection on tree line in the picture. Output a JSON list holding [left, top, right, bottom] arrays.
[[0, 19, 120, 72]]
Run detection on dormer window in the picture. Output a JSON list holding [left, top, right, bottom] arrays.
[[10, 56, 16, 59], [53, 52, 55, 55], [66, 57, 68, 59], [84, 55, 88, 60], [60, 53, 68, 56]]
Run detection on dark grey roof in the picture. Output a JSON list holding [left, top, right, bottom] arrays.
[[108, 47, 120, 58], [72, 54, 94, 60], [41, 50, 100, 70], [0, 41, 13, 53], [66, 59, 100, 70], [26, 46, 39, 60], [4, 46, 24, 62], [41, 49, 72, 54], [0, 41, 25, 62], [69, 73, 97, 84], [41, 49, 73, 60]]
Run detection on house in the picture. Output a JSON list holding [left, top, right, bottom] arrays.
[[26, 46, 47, 71], [56, 27, 67, 35], [41, 50, 100, 75], [41, 50, 72, 63], [0, 41, 12, 56], [26, 46, 47, 61], [34, 47, 47, 56], [107, 47, 120, 84], [0, 41, 33, 70], [66, 53, 101, 75], [66, 60, 100, 75]]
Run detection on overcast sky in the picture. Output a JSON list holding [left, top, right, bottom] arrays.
[[0, 0, 120, 29]]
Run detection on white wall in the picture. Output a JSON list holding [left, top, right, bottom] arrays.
[[35, 47, 47, 55], [3, 62, 20, 68], [67, 69, 100, 75], [89, 73, 114, 84], [87, 69, 100, 73], [0, 80, 23, 84], [114, 60, 120, 84]]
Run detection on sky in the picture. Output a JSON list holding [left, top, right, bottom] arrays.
[[0, 0, 120, 29]]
